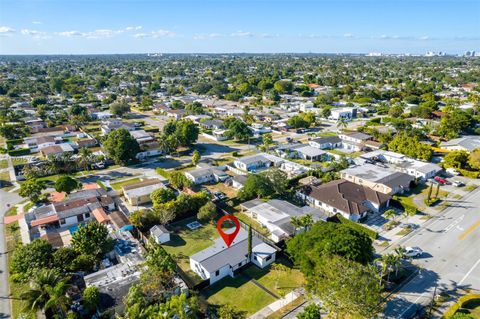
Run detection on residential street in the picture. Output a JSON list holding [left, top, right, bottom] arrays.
[[383, 187, 480, 318], [0, 190, 24, 319]]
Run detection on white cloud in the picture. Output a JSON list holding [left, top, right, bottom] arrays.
[[32, 21, 43, 25], [135, 29, 176, 38], [260, 33, 280, 38], [125, 26, 142, 31], [57, 30, 85, 37], [230, 31, 254, 38], [20, 29, 51, 39], [0, 26, 15, 36], [193, 33, 222, 40], [343, 33, 354, 38]]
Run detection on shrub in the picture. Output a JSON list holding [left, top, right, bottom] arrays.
[[96, 180, 107, 190], [336, 214, 378, 239], [443, 294, 480, 318], [155, 168, 170, 178], [424, 198, 440, 207], [458, 168, 480, 179], [8, 148, 31, 156]]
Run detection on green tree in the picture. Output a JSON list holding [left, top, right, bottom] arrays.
[[150, 188, 176, 206], [286, 222, 374, 274], [307, 254, 382, 319], [109, 100, 131, 117], [224, 118, 253, 141], [71, 222, 114, 259], [262, 133, 273, 152], [274, 80, 294, 94], [388, 131, 432, 161], [10, 239, 53, 281], [55, 175, 80, 194], [218, 304, 246, 319], [21, 268, 71, 317], [443, 150, 469, 169], [388, 105, 404, 118], [192, 150, 201, 166], [469, 148, 480, 170], [288, 115, 309, 129], [436, 108, 472, 140], [102, 128, 140, 165], [77, 147, 93, 171], [383, 209, 397, 221], [168, 171, 192, 190], [238, 174, 274, 201], [336, 117, 348, 130], [19, 179, 46, 203], [197, 201, 217, 223], [297, 304, 322, 319], [82, 286, 100, 313]]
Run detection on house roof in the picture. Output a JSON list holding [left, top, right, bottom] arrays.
[[296, 145, 327, 157], [31, 214, 59, 227], [310, 136, 342, 145], [235, 154, 271, 165], [92, 207, 110, 224], [440, 136, 480, 151], [300, 179, 391, 216], [341, 132, 372, 140], [341, 163, 412, 187], [190, 230, 269, 273], [150, 225, 169, 237], [109, 211, 131, 230]]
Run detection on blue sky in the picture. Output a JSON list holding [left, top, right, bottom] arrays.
[[0, 0, 479, 54]]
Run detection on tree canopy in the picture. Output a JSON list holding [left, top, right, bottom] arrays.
[[102, 128, 140, 165]]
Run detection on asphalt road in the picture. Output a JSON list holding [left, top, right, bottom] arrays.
[[0, 189, 24, 319], [383, 187, 480, 318]]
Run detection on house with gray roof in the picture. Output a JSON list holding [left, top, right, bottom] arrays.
[[233, 154, 272, 172], [189, 229, 276, 285], [184, 166, 229, 184], [309, 136, 342, 149], [440, 136, 480, 153]]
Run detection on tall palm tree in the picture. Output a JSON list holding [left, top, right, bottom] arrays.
[[290, 216, 302, 236], [77, 147, 93, 171], [336, 117, 348, 130], [21, 268, 71, 318], [300, 214, 314, 231]]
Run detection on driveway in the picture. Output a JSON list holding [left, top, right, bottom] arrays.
[[383, 187, 480, 318], [0, 190, 23, 319]]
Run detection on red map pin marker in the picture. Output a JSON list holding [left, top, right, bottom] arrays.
[[217, 215, 241, 248]]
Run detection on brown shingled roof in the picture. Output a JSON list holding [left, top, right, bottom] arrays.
[[300, 179, 390, 216]]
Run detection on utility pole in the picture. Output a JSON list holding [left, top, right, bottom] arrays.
[[428, 285, 438, 317]]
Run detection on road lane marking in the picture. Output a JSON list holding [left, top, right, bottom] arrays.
[[458, 220, 480, 240], [398, 292, 428, 317], [444, 214, 465, 233], [459, 257, 480, 285]]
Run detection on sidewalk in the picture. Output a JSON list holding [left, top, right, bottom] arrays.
[[249, 289, 302, 319]]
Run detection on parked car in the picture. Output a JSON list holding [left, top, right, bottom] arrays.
[[452, 180, 464, 187], [446, 168, 460, 176], [213, 191, 226, 201], [405, 246, 423, 258], [434, 176, 448, 185], [400, 223, 419, 230]]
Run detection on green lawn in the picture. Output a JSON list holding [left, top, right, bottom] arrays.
[[202, 272, 276, 316], [5, 221, 36, 319], [162, 217, 219, 285], [327, 149, 363, 158], [110, 177, 143, 190], [243, 261, 305, 297], [12, 158, 28, 167], [0, 159, 8, 169]]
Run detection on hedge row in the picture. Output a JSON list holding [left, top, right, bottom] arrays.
[[337, 214, 378, 240], [8, 148, 31, 156], [155, 168, 170, 178], [458, 168, 480, 179], [443, 294, 480, 318]]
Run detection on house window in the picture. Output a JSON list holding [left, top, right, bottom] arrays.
[[60, 219, 66, 225], [238, 262, 242, 267], [215, 270, 220, 276], [266, 255, 272, 261], [333, 208, 337, 213], [85, 212, 90, 218]]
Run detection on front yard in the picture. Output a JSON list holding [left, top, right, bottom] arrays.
[[201, 260, 305, 316]]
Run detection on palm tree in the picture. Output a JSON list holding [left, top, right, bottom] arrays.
[[383, 209, 397, 221], [21, 268, 71, 317], [300, 214, 314, 231], [290, 216, 302, 236], [336, 117, 348, 130], [77, 147, 93, 172], [377, 253, 397, 285]]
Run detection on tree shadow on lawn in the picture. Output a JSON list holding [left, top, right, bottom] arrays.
[[201, 273, 253, 299], [162, 233, 187, 248]]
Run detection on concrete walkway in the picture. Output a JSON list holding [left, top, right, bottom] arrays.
[[249, 289, 302, 319]]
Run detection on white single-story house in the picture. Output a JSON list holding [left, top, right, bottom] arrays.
[[233, 154, 272, 172], [190, 229, 276, 285], [184, 166, 229, 185]]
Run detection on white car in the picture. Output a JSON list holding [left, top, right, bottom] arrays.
[[405, 246, 423, 258], [452, 180, 464, 187], [446, 168, 460, 176]]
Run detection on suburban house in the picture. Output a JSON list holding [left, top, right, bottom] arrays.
[[440, 136, 480, 152], [240, 199, 328, 242], [229, 175, 248, 189], [233, 154, 272, 172], [275, 143, 304, 158], [190, 229, 276, 285], [100, 119, 135, 135], [338, 132, 373, 151], [297, 179, 391, 221], [295, 145, 329, 161], [360, 150, 442, 181], [24, 136, 58, 151], [129, 130, 162, 159], [24, 187, 116, 245], [122, 179, 166, 206], [329, 107, 357, 121], [40, 143, 75, 157], [150, 225, 170, 244], [250, 123, 272, 137], [309, 136, 342, 150], [340, 163, 414, 195], [184, 166, 229, 184], [201, 120, 224, 130]]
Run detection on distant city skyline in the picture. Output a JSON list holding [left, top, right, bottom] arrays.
[[0, 0, 479, 55]]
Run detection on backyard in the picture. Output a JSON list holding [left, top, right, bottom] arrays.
[[161, 217, 219, 285]]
